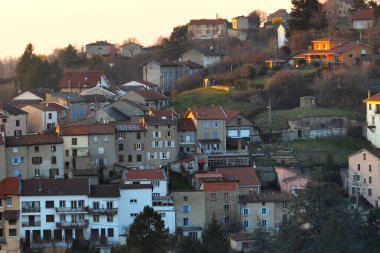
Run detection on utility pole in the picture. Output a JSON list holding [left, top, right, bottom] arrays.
[[268, 99, 272, 144]]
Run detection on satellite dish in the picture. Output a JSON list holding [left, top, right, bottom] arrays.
[[13, 170, 19, 177]]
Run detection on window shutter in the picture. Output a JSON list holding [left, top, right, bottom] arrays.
[[172, 141, 174, 147], [142, 143, 144, 150], [10, 158, 14, 165], [164, 141, 167, 148], [181, 206, 184, 212], [188, 206, 192, 212], [167, 152, 170, 159], [188, 218, 192, 226], [249, 220, 253, 228], [17, 158, 21, 165], [181, 219, 184, 226], [134, 144, 137, 150], [153, 132, 155, 138], [259, 208, 262, 215], [159, 141, 162, 148], [104, 159, 108, 166], [248, 208, 252, 215], [240, 208, 244, 215], [152, 141, 155, 147], [147, 152, 150, 160], [158, 131, 161, 137], [266, 208, 269, 215], [159, 152, 163, 159]]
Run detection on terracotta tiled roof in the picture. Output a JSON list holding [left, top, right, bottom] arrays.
[[31, 102, 69, 111], [239, 191, 295, 203], [178, 118, 197, 131], [216, 167, 261, 186], [187, 106, 227, 120], [150, 109, 178, 118], [60, 124, 115, 136], [125, 169, 166, 180], [133, 90, 169, 101], [226, 111, 239, 121], [6, 133, 63, 147], [21, 178, 89, 196], [0, 177, 19, 196], [189, 19, 227, 25], [201, 180, 238, 191], [352, 8, 373, 21], [311, 35, 350, 43], [195, 172, 223, 179], [58, 71, 104, 89], [178, 157, 194, 163], [364, 92, 380, 102]]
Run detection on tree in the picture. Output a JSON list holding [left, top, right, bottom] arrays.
[[264, 71, 310, 109], [240, 64, 256, 79], [247, 10, 267, 28], [56, 44, 80, 67], [177, 236, 203, 253], [351, 0, 367, 11], [288, 0, 327, 34], [169, 25, 188, 44], [127, 206, 168, 253], [202, 216, 230, 253]]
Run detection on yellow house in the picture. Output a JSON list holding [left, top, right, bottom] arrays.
[[0, 177, 21, 253]]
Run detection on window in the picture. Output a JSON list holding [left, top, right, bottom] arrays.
[[34, 146, 39, 153], [260, 207, 268, 215], [32, 157, 42, 165], [368, 188, 372, 196], [92, 137, 98, 144], [118, 144, 124, 151], [183, 218, 189, 226], [283, 214, 288, 222], [51, 146, 56, 152], [211, 193, 216, 201], [183, 196, 188, 202], [71, 138, 77, 145], [243, 220, 250, 228], [46, 201, 54, 208], [107, 215, 113, 222], [152, 193, 160, 198], [167, 131, 172, 138], [46, 215, 55, 222], [153, 141, 160, 148], [59, 200, 66, 208], [204, 121, 209, 128], [48, 113, 52, 120], [49, 169, 59, 178], [369, 104, 372, 110], [118, 155, 124, 163], [369, 164, 372, 172], [51, 156, 57, 164], [136, 132, 141, 139], [0, 199, 2, 208], [130, 199, 137, 204], [357, 164, 361, 171], [166, 140, 173, 148], [188, 232, 197, 238], [224, 205, 229, 212], [242, 208, 250, 216], [117, 132, 124, 139], [93, 215, 99, 222], [106, 201, 113, 209], [182, 205, 190, 213], [78, 200, 84, 207], [363, 153, 366, 160], [224, 193, 229, 200], [213, 122, 218, 128], [128, 155, 132, 162], [130, 213, 138, 217], [65, 150, 69, 157], [93, 202, 99, 210], [260, 219, 267, 227], [108, 228, 114, 238], [8, 229, 16, 237], [8, 220, 16, 225], [369, 176, 372, 184], [153, 131, 160, 138], [6, 197, 12, 207], [283, 202, 288, 208], [136, 143, 142, 150], [224, 216, 230, 224], [15, 120, 20, 127]]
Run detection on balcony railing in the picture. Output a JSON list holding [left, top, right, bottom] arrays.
[[55, 207, 88, 213], [88, 208, 118, 214], [56, 220, 89, 228], [22, 207, 41, 213], [22, 221, 41, 227], [206, 150, 249, 156]]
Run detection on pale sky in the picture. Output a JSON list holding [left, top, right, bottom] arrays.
[[0, 0, 291, 58]]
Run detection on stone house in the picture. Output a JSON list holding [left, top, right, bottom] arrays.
[[188, 19, 227, 40], [182, 48, 225, 68], [0, 177, 21, 253], [226, 111, 259, 150], [5, 133, 64, 179], [231, 16, 249, 30], [177, 118, 197, 156], [86, 41, 116, 58], [352, 8, 374, 29], [1, 105, 28, 137], [46, 92, 87, 123], [96, 99, 150, 123]]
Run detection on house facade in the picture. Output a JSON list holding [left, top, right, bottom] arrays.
[[86, 41, 116, 58], [46, 93, 87, 122], [364, 92, 380, 148], [121, 90, 169, 109], [275, 167, 311, 192], [231, 16, 249, 30], [182, 48, 224, 68], [226, 111, 259, 150], [352, 8, 374, 29], [188, 19, 227, 40], [119, 42, 143, 57], [5, 134, 64, 179], [0, 177, 21, 253], [1, 106, 28, 137]]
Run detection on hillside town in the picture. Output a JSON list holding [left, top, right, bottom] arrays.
[[1, 0, 380, 252]]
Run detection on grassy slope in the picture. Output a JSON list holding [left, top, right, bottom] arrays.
[[170, 87, 249, 114], [253, 107, 364, 132]]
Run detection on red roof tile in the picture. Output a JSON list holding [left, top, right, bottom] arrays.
[[178, 118, 197, 131], [133, 90, 169, 101], [187, 106, 227, 120], [364, 92, 380, 102], [0, 177, 19, 196], [195, 172, 223, 179], [201, 181, 238, 191], [216, 167, 261, 186], [58, 71, 104, 89], [6, 133, 63, 147], [189, 19, 227, 25], [226, 111, 239, 121], [239, 191, 295, 203], [31, 102, 69, 111], [178, 157, 194, 163], [352, 8, 373, 21], [60, 124, 115, 136], [125, 169, 166, 180], [150, 109, 178, 118]]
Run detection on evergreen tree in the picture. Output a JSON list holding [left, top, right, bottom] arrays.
[[287, 0, 327, 34], [127, 206, 168, 253], [351, 0, 367, 11], [15, 43, 36, 92], [177, 236, 203, 253], [202, 216, 229, 253]]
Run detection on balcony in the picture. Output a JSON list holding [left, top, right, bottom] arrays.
[[56, 220, 89, 228], [22, 221, 41, 227], [152, 196, 174, 207], [88, 208, 118, 214], [206, 150, 249, 156], [22, 207, 41, 213], [55, 207, 88, 213]]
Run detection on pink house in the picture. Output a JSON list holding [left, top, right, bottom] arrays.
[[275, 167, 311, 192]]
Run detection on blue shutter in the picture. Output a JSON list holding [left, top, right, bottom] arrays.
[[188, 218, 192, 226], [180, 206, 184, 213], [188, 206, 192, 212], [248, 208, 252, 215], [181, 219, 184, 226]]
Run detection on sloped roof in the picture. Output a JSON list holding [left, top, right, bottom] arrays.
[[352, 7, 373, 21], [187, 48, 225, 57], [178, 118, 197, 131], [50, 92, 86, 103], [60, 124, 115, 136], [239, 191, 295, 203], [31, 102, 69, 111], [189, 19, 227, 25], [226, 111, 239, 121], [6, 133, 63, 147], [86, 41, 114, 46], [201, 180, 238, 191], [0, 112, 7, 118], [58, 71, 104, 89], [81, 94, 110, 103], [101, 107, 131, 121], [187, 106, 227, 120], [134, 80, 158, 87], [195, 171, 223, 179], [21, 178, 89, 196], [133, 90, 169, 101], [0, 177, 19, 196], [3, 105, 27, 115], [216, 167, 261, 186], [364, 92, 380, 102], [311, 35, 351, 43], [142, 58, 204, 68], [125, 169, 166, 180], [150, 109, 178, 118]]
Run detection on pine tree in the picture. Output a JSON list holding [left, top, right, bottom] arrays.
[[127, 206, 168, 253], [202, 215, 230, 253]]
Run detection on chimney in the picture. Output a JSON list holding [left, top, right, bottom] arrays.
[[368, 90, 371, 99]]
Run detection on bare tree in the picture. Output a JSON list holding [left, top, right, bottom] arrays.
[[121, 37, 142, 57]]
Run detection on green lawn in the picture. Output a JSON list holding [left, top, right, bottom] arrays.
[[253, 107, 364, 132], [288, 137, 373, 166], [170, 87, 249, 114]]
